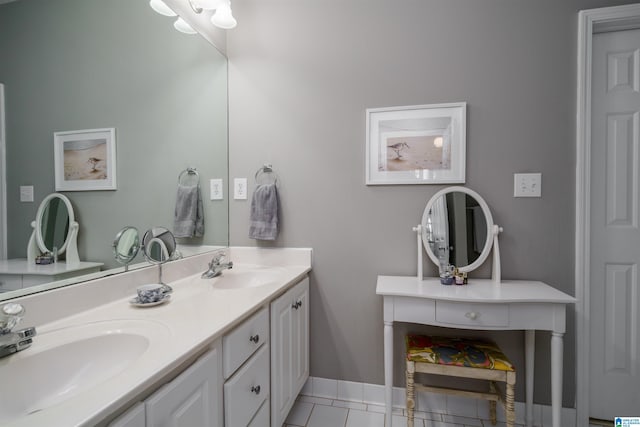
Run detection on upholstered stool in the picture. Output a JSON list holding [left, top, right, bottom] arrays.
[[405, 335, 516, 427]]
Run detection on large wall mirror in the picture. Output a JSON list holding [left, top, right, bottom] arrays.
[[0, 0, 229, 300]]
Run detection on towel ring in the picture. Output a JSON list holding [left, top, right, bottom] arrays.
[[178, 167, 200, 186], [255, 164, 279, 186]]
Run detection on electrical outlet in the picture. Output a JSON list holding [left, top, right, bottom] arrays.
[[20, 185, 34, 202], [514, 173, 542, 197], [210, 179, 223, 200], [234, 178, 247, 200]]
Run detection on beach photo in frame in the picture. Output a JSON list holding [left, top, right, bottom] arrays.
[[365, 102, 466, 185], [54, 128, 116, 191]]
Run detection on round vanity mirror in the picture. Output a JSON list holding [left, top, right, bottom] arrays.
[[421, 186, 495, 273], [36, 193, 73, 254], [113, 226, 140, 267], [27, 193, 80, 264], [142, 227, 177, 264]]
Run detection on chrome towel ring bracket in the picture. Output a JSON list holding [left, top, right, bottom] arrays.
[[255, 164, 279, 187]]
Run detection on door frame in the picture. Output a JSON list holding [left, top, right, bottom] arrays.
[[575, 4, 640, 425], [0, 84, 6, 259]]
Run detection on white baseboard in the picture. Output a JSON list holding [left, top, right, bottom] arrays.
[[300, 376, 576, 427]]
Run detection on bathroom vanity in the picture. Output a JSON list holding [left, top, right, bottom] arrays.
[[0, 247, 311, 427]]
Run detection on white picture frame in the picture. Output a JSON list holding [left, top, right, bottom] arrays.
[[365, 102, 466, 185], [54, 128, 117, 191]]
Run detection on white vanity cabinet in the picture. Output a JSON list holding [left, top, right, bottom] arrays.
[[222, 307, 270, 427], [108, 341, 223, 427], [270, 277, 309, 427], [145, 340, 223, 427]]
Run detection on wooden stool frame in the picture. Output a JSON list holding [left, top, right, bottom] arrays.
[[406, 359, 516, 427]]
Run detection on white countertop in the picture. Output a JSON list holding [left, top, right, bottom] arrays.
[[0, 259, 103, 276], [1, 248, 312, 427], [376, 276, 576, 304]]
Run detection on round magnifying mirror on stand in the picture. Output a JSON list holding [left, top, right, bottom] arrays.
[[26, 193, 80, 264], [416, 186, 502, 283], [141, 227, 178, 292], [112, 226, 140, 271]]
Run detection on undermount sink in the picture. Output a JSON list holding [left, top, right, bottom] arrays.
[[211, 266, 286, 289], [0, 319, 169, 423]]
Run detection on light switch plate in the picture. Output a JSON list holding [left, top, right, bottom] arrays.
[[20, 185, 34, 202], [210, 179, 223, 200], [234, 178, 247, 200], [514, 173, 542, 197]]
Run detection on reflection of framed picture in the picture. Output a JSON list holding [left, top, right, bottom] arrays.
[[54, 128, 116, 191], [365, 103, 466, 185]]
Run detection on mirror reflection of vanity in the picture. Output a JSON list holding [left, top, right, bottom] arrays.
[[0, 193, 103, 292], [0, 0, 229, 300], [376, 186, 576, 427]]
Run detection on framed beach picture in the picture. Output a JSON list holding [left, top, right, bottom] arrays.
[[54, 128, 116, 191], [365, 102, 466, 185]]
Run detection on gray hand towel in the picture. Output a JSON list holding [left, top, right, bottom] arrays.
[[249, 183, 278, 240], [173, 183, 204, 238]]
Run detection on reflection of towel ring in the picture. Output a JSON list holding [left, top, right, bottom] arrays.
[[255, 164, 279, 186], [178, 167, 200, 186]]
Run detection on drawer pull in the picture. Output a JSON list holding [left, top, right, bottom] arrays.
[[251, 385, 261, 395], [249, 334, 260, 344], [292, 300, 302, 310], [465, 312, 479, 320]]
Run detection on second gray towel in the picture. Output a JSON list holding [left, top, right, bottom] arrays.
[[249, 183, 278, 240], [174, 183, 204, 238]]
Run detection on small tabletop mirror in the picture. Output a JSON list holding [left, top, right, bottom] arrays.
[[141, 227, 178, 291], [416, 186, 502, 282], [142, 227, 177, 264], [113, 226, 140, 271], [27, 193, 80, 264]]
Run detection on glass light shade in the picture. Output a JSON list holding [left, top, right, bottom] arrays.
[[211, 2, 237, 29], [149, 0, 177, 17], [174, 17, 197, 34], [195, 0, 223, 10]]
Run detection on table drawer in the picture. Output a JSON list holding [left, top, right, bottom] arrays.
[[0, 275, 22, 291], [224, 345, 269, 427], [435, 301, 509, 327], [223, 307, 268, 379]]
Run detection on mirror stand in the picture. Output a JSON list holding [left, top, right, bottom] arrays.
[[27, 221, 80, 265], [414, 223, 503, 283]]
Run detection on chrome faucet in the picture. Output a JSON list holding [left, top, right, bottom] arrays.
[[0, 303, 36, 359], [202, 251, 233, 279]]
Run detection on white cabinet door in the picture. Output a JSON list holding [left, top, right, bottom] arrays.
[[270, 277, 309, 427], [291, 279, 309, 396], [109, 402, 145, 427], [146, 341, 223, 427]]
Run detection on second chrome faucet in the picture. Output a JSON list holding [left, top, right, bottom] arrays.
[[202, 251, 233, 279]]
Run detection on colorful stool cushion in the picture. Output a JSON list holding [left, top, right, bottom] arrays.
[[405, 335, 515, 372]]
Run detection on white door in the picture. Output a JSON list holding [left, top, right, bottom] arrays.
[[589, 27, 640, 420]]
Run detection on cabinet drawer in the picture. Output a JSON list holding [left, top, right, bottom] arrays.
[[247, 400, 269, 427], [224, 345, 269, 427], [435, 301, 509, 327], [0, 275, 22, 291], [223, 307, 268, 379]]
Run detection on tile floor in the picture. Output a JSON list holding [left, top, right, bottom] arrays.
[[283, 395, 605, 427]]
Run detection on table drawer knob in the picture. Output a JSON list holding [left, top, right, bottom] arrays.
[[251, 385, 261, 395], [465, 311, 478, 320], [249, 334, 260, 344]]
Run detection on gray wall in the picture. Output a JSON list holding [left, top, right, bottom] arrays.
[[227, 0, 638, 406], [0, 0, 228, 269]]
